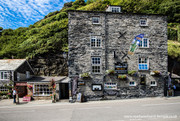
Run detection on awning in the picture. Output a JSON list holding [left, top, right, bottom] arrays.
[[60, 77, 71, 83]]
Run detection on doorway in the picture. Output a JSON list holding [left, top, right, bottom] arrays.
[[59, 83, 69, 99]]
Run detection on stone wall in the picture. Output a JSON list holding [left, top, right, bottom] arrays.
[[68, 10, 167, 101], [28, 53, 68, 76]]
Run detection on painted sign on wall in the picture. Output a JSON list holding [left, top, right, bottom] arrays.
[[115, 62, 128, 74], [128, 34, 144, 55]]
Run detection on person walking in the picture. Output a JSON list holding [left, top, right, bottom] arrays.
[[13, 88, 16, 103]]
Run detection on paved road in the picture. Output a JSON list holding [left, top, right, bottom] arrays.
[[0, 97, 180, 121]]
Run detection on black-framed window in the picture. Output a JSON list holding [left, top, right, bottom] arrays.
[[91, 57, 101, 73], [140, 19, 147, 26], [92, 17, 100, 24], [91, 37, 101, 47]]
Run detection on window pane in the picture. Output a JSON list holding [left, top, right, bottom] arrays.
[[96, 39, 101, 47], [92, 17, 99, 24]]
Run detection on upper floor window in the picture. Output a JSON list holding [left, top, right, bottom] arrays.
[[0, 71, 8, 80], [139, 38, 149, 48], [111, 7, 121, 13], [92, 17, 100, 24], [138, 57, 149, 70], [91, 57, 101, 73], [140, 18, 147, 26], [91, 37, 101, 47]]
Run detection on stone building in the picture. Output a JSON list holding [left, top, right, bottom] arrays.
[[68, 6, 168, 101]]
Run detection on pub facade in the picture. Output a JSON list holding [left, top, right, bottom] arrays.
[[68, 6, 168, 101]]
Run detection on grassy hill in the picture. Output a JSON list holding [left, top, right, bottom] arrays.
[[0, 0, 180, 75]]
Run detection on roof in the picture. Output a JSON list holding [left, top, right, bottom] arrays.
[[0, 59, 26, 71], [26, 76, 67, 83], [68, 10, 166, 16]]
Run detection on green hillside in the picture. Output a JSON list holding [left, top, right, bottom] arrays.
[[0, 0, 180, 60]]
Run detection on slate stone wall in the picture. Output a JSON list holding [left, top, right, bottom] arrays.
[[68, 10, 167, 101]]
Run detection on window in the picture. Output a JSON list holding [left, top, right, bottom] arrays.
[[111, 7, 120, 13], [140, 19, 147, 26], [150, 81, 157, 86], [129, 81, 136, 86], [91, 37, 101, 47], [138, 57, 149, 70], [26, 71, 30, 79], [92, 17, 100, 24], [104, 83, 117, 90], [0, 71, 8, 80], [17, 73, 20, 81], [140, 75, 146, 85], [92, 57, 101, 73], [139, 38, 149, 48], [0, 86, 8, 92], [34, 84, 52, 96]]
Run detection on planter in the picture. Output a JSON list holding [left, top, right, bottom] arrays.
[[80, 73, 91, 79], [106, 70, 115, 75], [118, 75, 127, 80], [150, 71, 161, 76], [128, 70, 138, 76]]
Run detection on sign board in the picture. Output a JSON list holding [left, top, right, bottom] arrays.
[[76, 93, 82, 102], [16, 82, 27, 86], [23, 96, 31, 102], [115, 62, 128, 74], [78, 81, 85, 86], [92, 84, 102, 91]]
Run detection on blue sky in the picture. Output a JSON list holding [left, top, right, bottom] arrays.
[[0, 0, 74, 29]]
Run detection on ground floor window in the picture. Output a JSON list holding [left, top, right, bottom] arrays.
[[34, 84, 52, 96], [150, 81, 157, 86], [104, 83, 117, 90], [129, 81, 136, 86], [0, 86, 8, 92]]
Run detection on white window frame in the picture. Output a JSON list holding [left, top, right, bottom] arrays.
[[138, 57, 149, 70], [104, 83, 117, 90], [129, 81, 136, 86], [0, 86, 9, 92], [0, 71, 9, 80], [139, 38, 149, 48], [150, 81, 157, 86], [91, 57, 101, 74], [91, 36, 101, 48], [140, 18, 148, 26], [33, 84, 52, 96], [92, 17, 100, 24], [111, 7, 121, 13]]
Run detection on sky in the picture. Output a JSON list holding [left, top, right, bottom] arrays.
[[0, 0, 74, 29]]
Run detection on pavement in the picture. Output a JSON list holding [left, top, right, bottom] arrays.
[[0, 96, 179, 107], [0, 96, 180, 121]]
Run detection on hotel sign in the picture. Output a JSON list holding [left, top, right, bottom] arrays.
[[115, 62, 128, 74]]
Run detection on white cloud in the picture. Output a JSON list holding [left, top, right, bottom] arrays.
[[0, 0, 73, 29]]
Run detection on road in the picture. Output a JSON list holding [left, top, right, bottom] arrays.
[[0, 97, 180, 121]]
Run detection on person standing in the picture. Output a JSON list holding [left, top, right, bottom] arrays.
[[13, 88, 16, 103]]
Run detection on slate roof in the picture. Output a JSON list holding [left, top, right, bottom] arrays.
[[0, 59, 26, 70], [26, 76, 68, 83]]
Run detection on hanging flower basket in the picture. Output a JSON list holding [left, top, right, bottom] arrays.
[[118, 75, 127, 80], [106, 70, 115, 75], [150, 71, 161, 76], [128, 70, 138, 76], [80, 73, 91, 79], [27, 84, 33, 89]]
